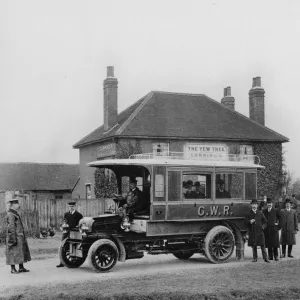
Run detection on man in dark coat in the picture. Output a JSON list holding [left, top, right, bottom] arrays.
[[279, 198, 298, 258], [216, 179, 231, 198], [262, 198, 281, 261], [245, 199, 270, 263], [124, 178, 145, 214], [6, 198, 31, 274], [56, 200, 83, 267]]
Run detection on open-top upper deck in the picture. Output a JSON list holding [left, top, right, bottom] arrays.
[[87, 152, 264, 169]]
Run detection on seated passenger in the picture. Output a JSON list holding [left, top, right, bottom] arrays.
[[184, 180, 195, 199], [216, 179, 231, 198], [194, 181, 205, 199]]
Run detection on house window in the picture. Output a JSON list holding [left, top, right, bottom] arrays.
[[240, 145, 253, 155], [55, 194, 63, 200], [86, 184, 92, 199], [153, 143, 169, 156]]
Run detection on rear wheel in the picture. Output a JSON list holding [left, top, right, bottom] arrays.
[[87, 239, 119, 272], [59, 238, 87, 268], [204, 226, 235, 264]]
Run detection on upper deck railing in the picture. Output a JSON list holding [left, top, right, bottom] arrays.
[[129, 152, 261, 165]]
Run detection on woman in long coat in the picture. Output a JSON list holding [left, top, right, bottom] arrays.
[[6, 198, 31, 274], [279, 198, 298, 258], [245, 199, 269, 262], [262, 198, 280, 260]]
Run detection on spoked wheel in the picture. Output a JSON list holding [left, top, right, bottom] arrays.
[[59, 238, 87, 268], [172, 250, 195, 260], [204, 226, 235, 264], [87, 239, 119, 272]]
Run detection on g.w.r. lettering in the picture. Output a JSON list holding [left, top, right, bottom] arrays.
[[197, 205, 230, 217]]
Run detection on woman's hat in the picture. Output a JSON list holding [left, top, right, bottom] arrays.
[[250, 199, 258, 204]]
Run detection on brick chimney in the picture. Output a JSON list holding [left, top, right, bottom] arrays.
[[221, 86, 235, 110], [249, 77, 265, 125], [103, 66, 118, 131]]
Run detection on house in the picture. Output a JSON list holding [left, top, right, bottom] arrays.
[[0, 163, 80, 211], [73, 67, 288, 199]]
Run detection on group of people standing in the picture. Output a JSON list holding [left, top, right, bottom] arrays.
[[245, 197, 299, 262]]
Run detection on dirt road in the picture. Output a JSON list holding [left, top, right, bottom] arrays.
[[1, 231, 300, 293]]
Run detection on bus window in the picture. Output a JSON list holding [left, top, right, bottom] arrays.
[[216, 173, 243, 199], [182, 174, 212, 199]]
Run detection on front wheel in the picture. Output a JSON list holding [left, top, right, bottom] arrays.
[[59, 238, 87, 268], [87, 239, 119, 272], [204, 226, 235, 264]]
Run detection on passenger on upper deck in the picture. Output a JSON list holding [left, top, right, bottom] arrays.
[[216, 179, 231, 198]]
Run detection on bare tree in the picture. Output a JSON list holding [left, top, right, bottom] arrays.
[[291, 178, 300, 197], [282, 169, 293, 195]]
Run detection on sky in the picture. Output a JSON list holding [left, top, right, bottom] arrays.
[[0, 0, 300, 177]]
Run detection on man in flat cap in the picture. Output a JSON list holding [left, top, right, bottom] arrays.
[[56, 200, 83, 267], [262, 198, 281, 261], [279, 198, 298, 258], [216, 178, 231, 198], [245, 199, 269, 263], [6, 198, 31, 274]]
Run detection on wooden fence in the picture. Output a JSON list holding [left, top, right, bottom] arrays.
[[0, 197, 109, 235], [37, 198, 107, 229]]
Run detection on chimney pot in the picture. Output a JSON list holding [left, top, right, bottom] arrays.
[[255, 77, 261, 87], [221, 86, 235, 110], [226, 86, 231, 96], [107, 66, 114, 78]]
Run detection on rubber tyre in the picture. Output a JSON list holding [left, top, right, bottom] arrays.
[[172, 250, 195, 260], [87, 239, 119, 272], [204, 226, 235, 264], [59, 238, 87, 268]]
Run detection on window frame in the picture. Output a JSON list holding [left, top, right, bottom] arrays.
[[153, 143, 169, 156]]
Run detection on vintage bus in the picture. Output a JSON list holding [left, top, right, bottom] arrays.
[[59, 152, 263, 272]]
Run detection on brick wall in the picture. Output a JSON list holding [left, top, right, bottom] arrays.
[[254, 143, 283, 199]]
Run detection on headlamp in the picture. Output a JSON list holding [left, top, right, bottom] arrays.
[[121, 216, 131, 232]]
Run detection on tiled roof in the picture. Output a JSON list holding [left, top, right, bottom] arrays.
[[0, 163, 79, 191], [73, 91, 288, 148]]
